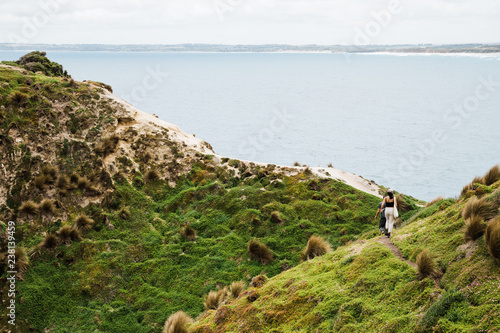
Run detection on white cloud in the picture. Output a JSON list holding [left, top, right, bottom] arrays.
[[0, 0, 498, 44]]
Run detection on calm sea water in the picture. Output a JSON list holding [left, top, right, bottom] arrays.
[[2, 50, 500, 201]]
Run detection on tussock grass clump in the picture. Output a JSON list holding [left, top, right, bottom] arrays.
[[40, 234, 58, 249], [57, 225, 73, 243], [461, 176, 484, 197], [250, 275, 268, 288], [485, 217, 500, 263], [416, 249, 435, 280], [163, 311, 192, 333], [77, 176, 91, 190], [19, 200, 39, 216], [39, 199, 56, 215], [41, 164, 58, 178], [95, 135, 120, 156], [247, 290, 260, 302], [75, 214, 94, 231], [56, 175, 69, 189], [118, 206, 130, 220], [9, 91, 29, 106], [248, 239, 274, 264], [230, 281, 246, 298], [270, 211, 283, 224], [13, 247, 29, 274], [204, 287, 229, 310], [69, 228, 82, 241], [464, 215, 486, 242], [462, 196, 497, 222], [483, 165, 500, 186], [69, 172, 80, 184], [144, 169, 162, 182], [426, 196, 444, 208], [396, 194, 412, 213], [301, 235, 332, 261], [182, 225, 197, 241], [34, 174, 51, 189]]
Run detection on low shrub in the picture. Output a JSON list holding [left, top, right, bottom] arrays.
[[418, 290, 466, 331], [163, 311, 192, 333], [248, 239, 274, 264], [485, 217, 500, 263], [230, 281, 246, 298], [462, 196, 497, 221], [416, 249, 435, 280], [464, 215, 486, 242], [301, 235, 332, 261]]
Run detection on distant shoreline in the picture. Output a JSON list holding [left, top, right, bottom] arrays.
[[1, 43, 499, 54]]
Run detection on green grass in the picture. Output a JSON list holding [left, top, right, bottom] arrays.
[[189, 182, 500, 332]]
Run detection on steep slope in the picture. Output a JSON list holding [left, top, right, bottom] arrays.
[[0, 54, 409, 333], [189, 172, 500, 332]]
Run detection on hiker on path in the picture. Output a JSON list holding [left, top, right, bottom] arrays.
[[381, 189, 397, 238], [375, 201, 386, 235]]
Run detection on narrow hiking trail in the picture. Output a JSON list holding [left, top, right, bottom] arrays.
[[377, 236, 417, 268]]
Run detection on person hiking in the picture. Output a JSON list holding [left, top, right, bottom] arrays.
[[375, 201, 386, 235], [381, 189, 397, 238]]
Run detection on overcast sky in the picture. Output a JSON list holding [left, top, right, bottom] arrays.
[[0, 0, 499, 45]]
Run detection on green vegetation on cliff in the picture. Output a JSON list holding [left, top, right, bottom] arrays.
[[189, 170, 500, 333], [0, 56, 387, 333]]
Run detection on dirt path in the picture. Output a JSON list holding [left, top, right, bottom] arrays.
[[377, 236, 417, 268]]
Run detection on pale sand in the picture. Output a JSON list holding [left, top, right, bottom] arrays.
[[98, 87, 382, 198]]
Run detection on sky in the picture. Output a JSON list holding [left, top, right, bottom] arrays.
[[0, 0, 499, 45]]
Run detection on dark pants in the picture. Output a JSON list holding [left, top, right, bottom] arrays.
[[379, 216, 386, 233]]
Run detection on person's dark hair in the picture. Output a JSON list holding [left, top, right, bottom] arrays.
[[388, 192, 394, 199]]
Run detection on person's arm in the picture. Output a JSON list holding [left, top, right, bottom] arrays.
[[375, 208, 380, 219], [394, 196, 397, 208]]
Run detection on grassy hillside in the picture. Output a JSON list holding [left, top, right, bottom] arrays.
[[0, 54, 395, 332], [189, 171, 500, 332]]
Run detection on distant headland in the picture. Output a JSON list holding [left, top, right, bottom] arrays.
[[1, 43, 499, 53]]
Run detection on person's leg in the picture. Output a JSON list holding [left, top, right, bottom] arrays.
[[385, 208, 394, 237], [379, 217, 386, 234]]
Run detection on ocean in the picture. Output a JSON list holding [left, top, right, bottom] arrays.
[[2, 50, 500, 201]]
